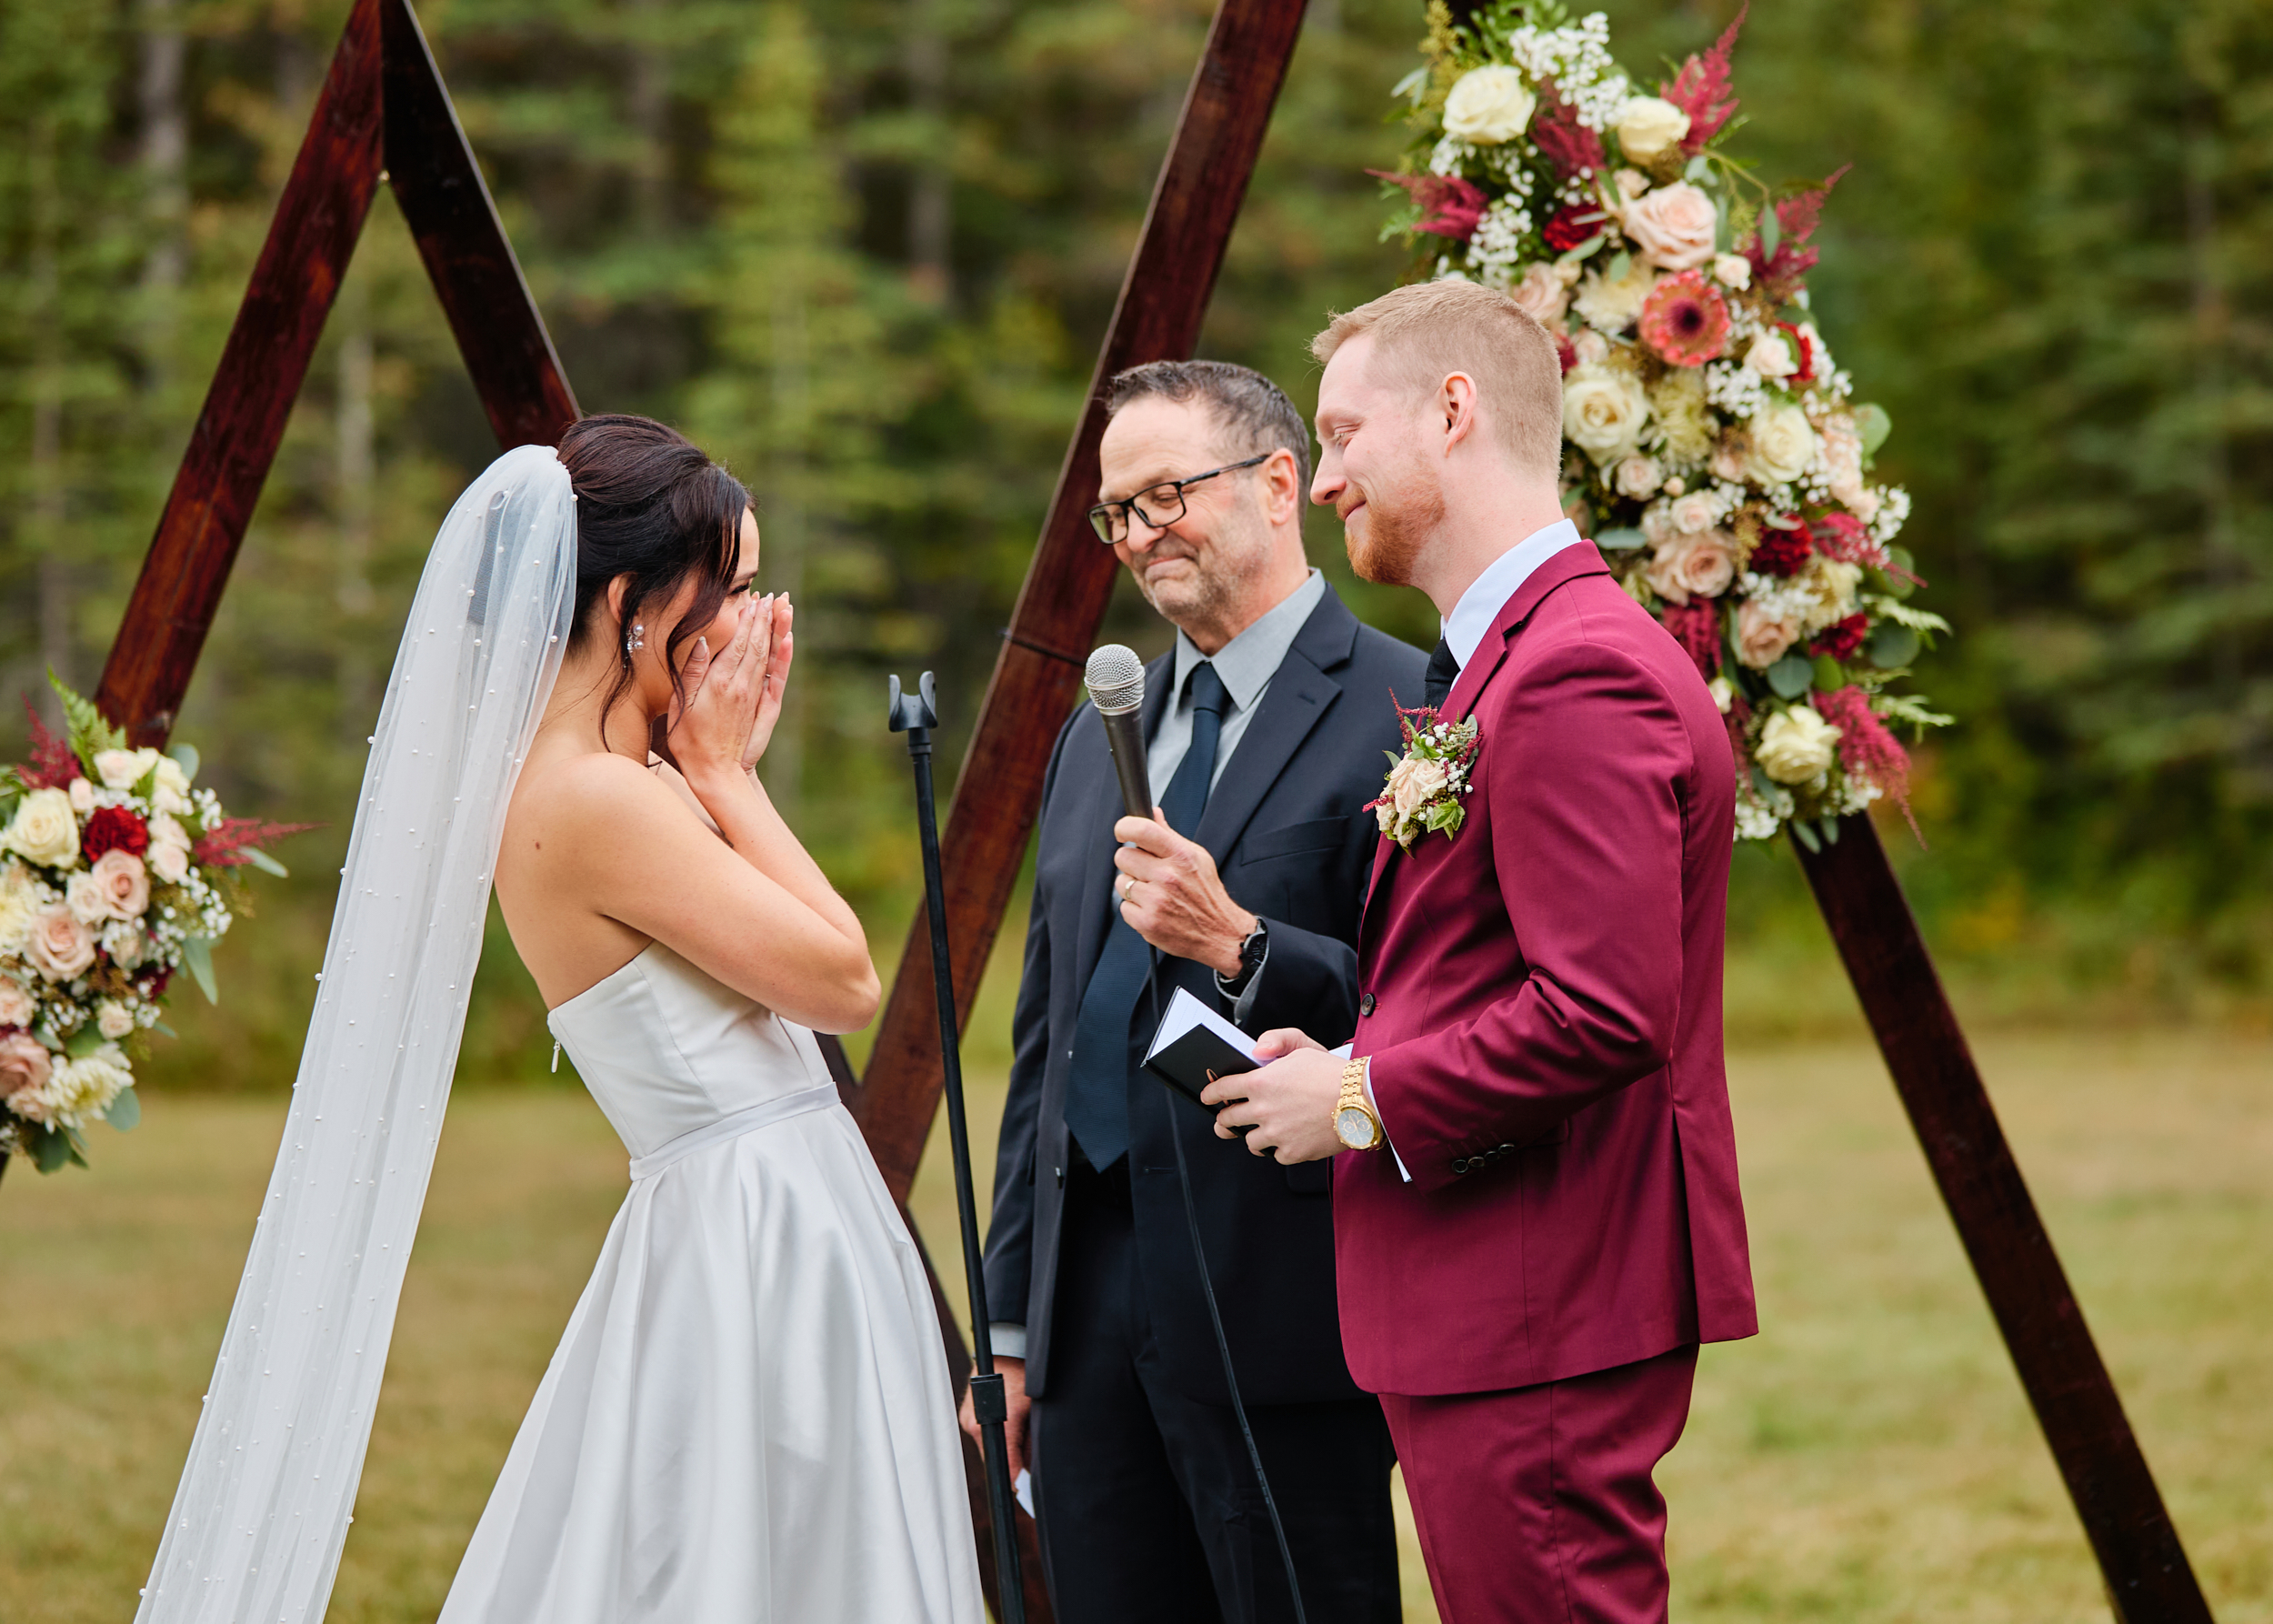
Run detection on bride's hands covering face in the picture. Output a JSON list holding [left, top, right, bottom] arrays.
[[669, 589, 794, 778]]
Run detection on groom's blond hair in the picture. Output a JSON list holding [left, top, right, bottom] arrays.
[[1310, 280, 1564, 481]]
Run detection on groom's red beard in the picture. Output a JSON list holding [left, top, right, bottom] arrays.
[[1341, 473, 1446, 587]]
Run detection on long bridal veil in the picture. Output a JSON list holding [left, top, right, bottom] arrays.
[[137, 445, 576, 1624]]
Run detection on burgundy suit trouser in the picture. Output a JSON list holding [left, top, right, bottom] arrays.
[[1377, 1343, 1698, 1624]]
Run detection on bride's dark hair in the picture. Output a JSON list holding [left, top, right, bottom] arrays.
[[558, 414, 752, 737]]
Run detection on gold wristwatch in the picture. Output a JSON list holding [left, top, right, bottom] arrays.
[[1335, 1058, 1384, 1151]]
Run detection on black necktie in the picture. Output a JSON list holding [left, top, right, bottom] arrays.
[[1425, 637, 1460, 710], [1063, 663, 1228, 1169]]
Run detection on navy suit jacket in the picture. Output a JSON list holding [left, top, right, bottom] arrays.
[[982, 585, 1428, 1404]]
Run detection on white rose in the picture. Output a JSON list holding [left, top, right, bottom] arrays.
[[1561, 366, 1652, 466], [1797, 557, 1865, 634], [153, 783, 190, 816], [68, 777, 95, 814], [0, 891, 34, 957], [1572, 328, 1609, 366], [1510, 261, 1570, 328], [1713, 253, 1752, 289], [1756, 706, 1843, 785], [1614, 456, 1662, 499], [1743, 332, 1797, 379], [153, 753, 194, 796], [1442, 65, 1536, 145], [65, 871, 110, 927], [150, 812, 191, 852], [4, 787, 80, 869], [1616, 95, 1691, 162], [1622, 182, 1718, 271], [1708, 677, 1735, 714], [1669, 492, 1720, 535], [1388, 754, 1450, 818], [1745, 402, 1817, 486], [150, 841, 192, 885], [97, 999, 135, 1040], [94, 747, 161, 791], [0, 977, 33, 1027]]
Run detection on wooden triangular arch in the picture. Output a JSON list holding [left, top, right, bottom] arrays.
[[86, 0, 2211, 1619]]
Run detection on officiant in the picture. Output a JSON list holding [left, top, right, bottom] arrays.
[[963, 360, 1425, 1623]]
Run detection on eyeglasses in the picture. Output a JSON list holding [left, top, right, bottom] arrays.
[[1087, 453, 1272, 545]]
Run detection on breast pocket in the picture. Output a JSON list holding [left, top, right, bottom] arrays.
[[1233, 815, 1366, 933]]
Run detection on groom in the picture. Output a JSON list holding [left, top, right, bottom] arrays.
[[1206, 279, 1756, 1622]]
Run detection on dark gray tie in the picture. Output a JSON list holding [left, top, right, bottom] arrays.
[[1062, 663, 1227, 1169], [1425, 637, 1460, 710]]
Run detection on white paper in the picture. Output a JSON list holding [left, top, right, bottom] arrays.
[[1145, 987, 1261, 1066], [1015, 1469, 1034, 1518], [1332, 1043, 1410, 1183]]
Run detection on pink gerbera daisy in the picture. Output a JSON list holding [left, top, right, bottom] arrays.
[[1637, 270, 1732, 367]]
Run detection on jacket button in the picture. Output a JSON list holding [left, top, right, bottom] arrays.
[[1451, 1158, 1469, 1176], [1359, 993, 1376, 1017]]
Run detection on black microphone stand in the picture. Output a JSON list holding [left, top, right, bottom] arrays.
[[888, 671, 1026, 1623]]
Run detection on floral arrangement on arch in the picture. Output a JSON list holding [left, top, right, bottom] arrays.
[[0, 678, 307, 1173], [1376, 0, 1951, 845]]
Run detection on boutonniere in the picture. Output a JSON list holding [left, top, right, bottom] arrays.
[[1367, 702, 1481, 851]]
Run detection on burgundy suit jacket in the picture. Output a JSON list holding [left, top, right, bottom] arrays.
[[1334, 543, 1756, 1398]]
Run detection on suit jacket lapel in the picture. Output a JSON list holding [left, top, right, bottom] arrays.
[[1191, 646, 1336, 864], [1073, 651, 1175, 991]]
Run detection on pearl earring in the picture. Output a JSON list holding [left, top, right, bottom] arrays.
[[624, 621, 645, 658]]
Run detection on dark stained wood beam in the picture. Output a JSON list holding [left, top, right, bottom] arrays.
[[852, 0, 1312, 1202], [1796, 816, 2213, 1623], [380, 0, 577, 447], [95, 0, 387, 747]]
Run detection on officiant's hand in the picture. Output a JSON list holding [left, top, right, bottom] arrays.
[[1112, 808, 1256, 977], [958, 1355, 1029, 1479], [1205, 1032, 1341, 1163]]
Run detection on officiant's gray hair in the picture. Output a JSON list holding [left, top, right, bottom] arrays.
[[1104, 359, 1310, 493], [1309, 280, 1564, 481]]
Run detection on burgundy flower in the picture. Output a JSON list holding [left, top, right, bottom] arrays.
[[1777, 321, 1816, 386], [140, 964, 173, 1000], [1747, 528, 1814, 577], [17, 699, 78, 791], [1637, 269, 1732, 367], [1746, 165, 1850, 299], [82, 805, 151, 863], [1659, 3, 1748, 154], [1813, 687, 1918, 834], [1808, 613, 1869, 661], [1529, 79, 1607, 183], [1542, 204, 1605, 253], [1659, 601, 1723, 679], [1371, 171, 1487, 244], [1806, 509, 1883, 566]]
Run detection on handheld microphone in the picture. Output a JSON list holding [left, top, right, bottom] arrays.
[[1085, 645, 1152, 824]]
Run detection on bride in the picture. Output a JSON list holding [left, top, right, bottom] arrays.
[[134, 418, 983, 1623]]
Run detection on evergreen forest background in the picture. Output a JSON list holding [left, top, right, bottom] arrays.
[[1, 0, 2268, 1098]]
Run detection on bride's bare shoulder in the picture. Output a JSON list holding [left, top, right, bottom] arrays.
[[506, 749, 686, 854]]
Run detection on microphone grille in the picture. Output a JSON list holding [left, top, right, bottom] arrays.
[[1085, 644, 1146, 716]]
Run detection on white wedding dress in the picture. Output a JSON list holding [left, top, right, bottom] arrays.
[[436, 940, 985, 1623]]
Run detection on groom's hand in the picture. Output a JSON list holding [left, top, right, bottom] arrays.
[[958, 1356, 1029, 1480], [1205, 1034, 1343, 1164]]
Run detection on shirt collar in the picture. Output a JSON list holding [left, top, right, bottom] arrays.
[[1170, 568, 1326, 713], [1440, 519, 1585, 671]]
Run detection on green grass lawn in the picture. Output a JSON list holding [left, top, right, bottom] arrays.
[[2, 1030, 2266, 1622]]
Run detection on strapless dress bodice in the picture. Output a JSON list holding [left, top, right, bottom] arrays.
[[546, 942, 837, 1168]]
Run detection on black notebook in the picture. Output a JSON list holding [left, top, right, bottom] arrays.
[[1143, 988, 1261, 1113]]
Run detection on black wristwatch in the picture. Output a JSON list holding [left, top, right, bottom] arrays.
[[1217, 917, 1269, 996]]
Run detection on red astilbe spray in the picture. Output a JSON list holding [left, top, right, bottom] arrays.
[[1659, 601, 1722, 681], [192, 817, 318, 868], [1805, 509, 1884, 567], [1662, 2, 1747, 153], [1812, 687, 1920, 840], [1370, 171, 1489, 243], [1530, 79, 1607, 184], [16, 700, 79, 790], [1747, 165, 1850, 300]]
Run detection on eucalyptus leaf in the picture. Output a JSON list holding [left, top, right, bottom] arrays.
[[153, 1019, 178, 1038], [1759, 206, 1782, 258], [1790, 817, 1820, 854], [1811, 656, 1847, 692], [181, 934, 219, 1005], [1767, 653, 1816, 698], [105, 1086, 141, 1132], [65, 1025, 108, 1059], [1749, 766, 1776, 800], [1714, 193, 1730, 252], [1593, 526, 1647, 551], [1685, 155, 1711, 184], [1853, 403, 1892, 458], [1867, 622, 1920, 670], [244, 847, 289, 878], [32, 1123, 71, 1173], [1391, 65, 1428, 103], [1605, 250, 1631, 283], [1558, 232, 1608, 266], [1821, 816, 1841, 847]]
